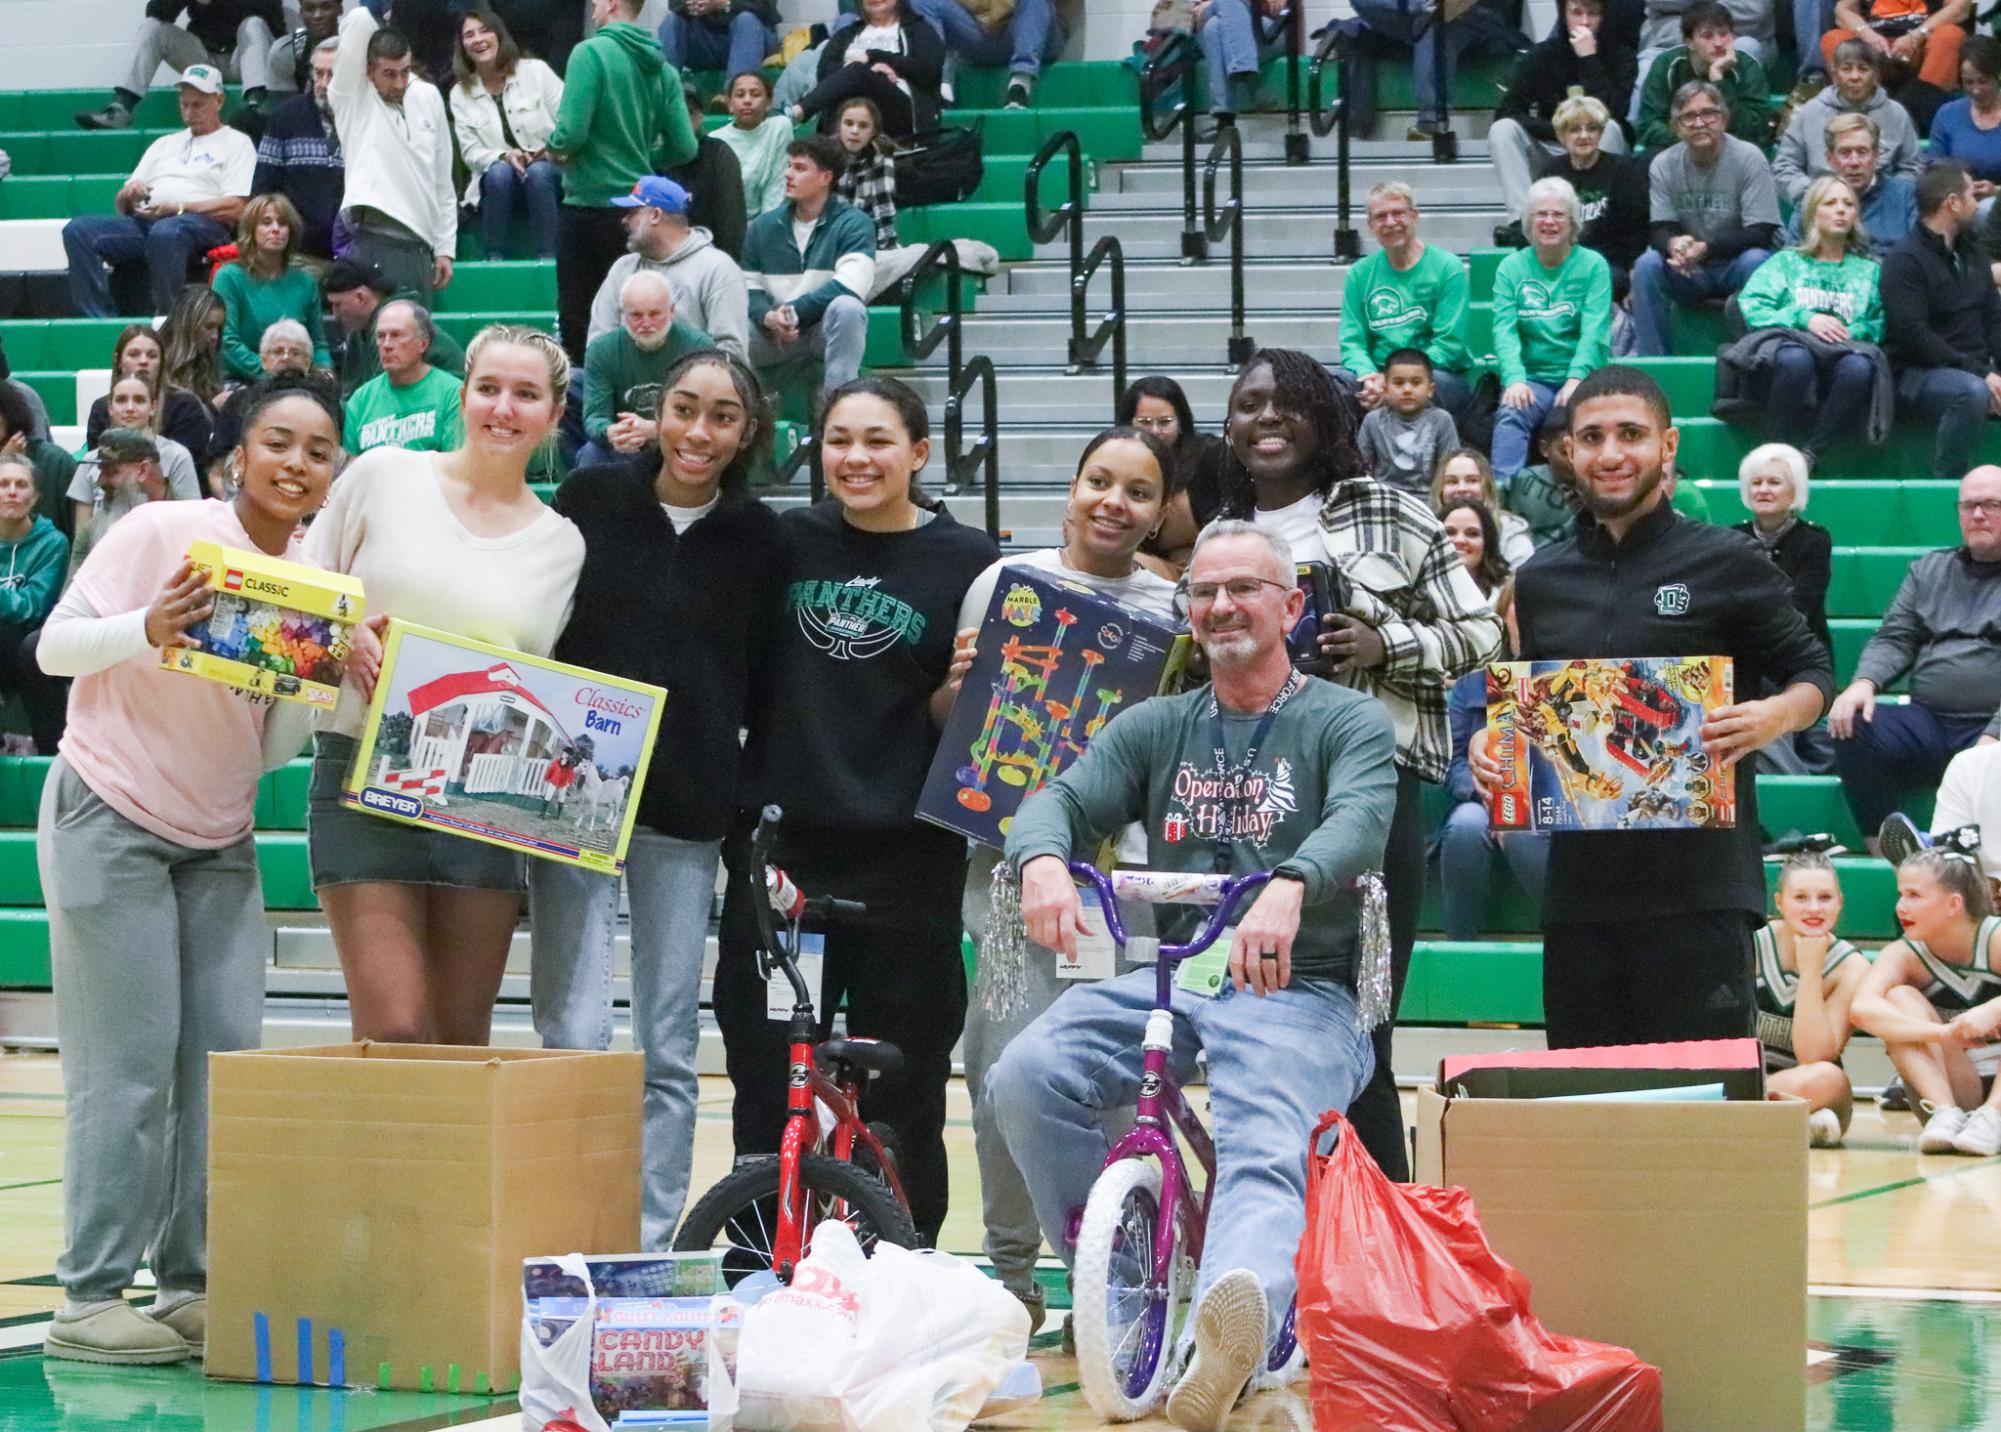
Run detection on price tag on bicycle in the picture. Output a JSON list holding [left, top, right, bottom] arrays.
[[1175, 930, 1237, 997], [1056, 887, 1117, 981]]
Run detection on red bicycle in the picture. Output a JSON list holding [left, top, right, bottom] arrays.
[[673, 805, 918, 1283]]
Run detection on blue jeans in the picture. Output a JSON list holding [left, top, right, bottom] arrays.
[[1761, 341, 1873, 456], [530, 828, 724, 1248], [1629, 247, 1769, 357], [989, 966, 1374, 1348], [1833, 703, 1989, 839], [907, 0, 1065, 78], [1346, 0, 1519, 125], [479, 158, 561, 260], [1437, 802, 1550, 941], [1897, 365, 1993, 480], [1491, 377, 1560, 481], [749, 292, 868, 393], [62, 210, 230, 317], [1198, 0, 1269, 115], [1794, 0, 1833, 76], [659, 9, 778, 82]]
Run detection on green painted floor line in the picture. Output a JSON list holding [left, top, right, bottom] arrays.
[[1045, 1381, 1080, 1397], [0, 1175, 59, 1194], [1810, 1155, 2001, 1210]]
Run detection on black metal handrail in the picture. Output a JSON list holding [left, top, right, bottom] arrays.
[[896, 238, 999, 528], [788, 433, 823, 499], [1257, 0, 1309, 165], [1429, 0, 1459, 162], [1202, 123, 1254, 367], [1135, 34, 1204, 260], [1307, 24, 1360, 263], [1029, 129, 1129, 417], [946, 354, 1000, 540], [899, 238, 963, 375], [1073, 235, 1127, 414]]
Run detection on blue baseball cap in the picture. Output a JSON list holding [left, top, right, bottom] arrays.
[[611, 176, 691, 214]]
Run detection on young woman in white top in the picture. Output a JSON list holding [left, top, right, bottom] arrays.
[[305, 325, 584, 1046], [943, 426, 1180, 1329], [450, 9, 565, 260], [1852, 849, 2001, 1157], [1756, 851, 1869, 1147]]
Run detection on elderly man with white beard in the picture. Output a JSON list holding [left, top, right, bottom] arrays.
[[575, 270, 714, 471]]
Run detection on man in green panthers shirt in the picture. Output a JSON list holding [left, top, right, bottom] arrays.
[[342, 299, 463, 454], [1339, 182, 1473, 420], [991, 520, 1397, 1432]]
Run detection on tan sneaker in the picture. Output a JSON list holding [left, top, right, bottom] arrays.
[[1165, 1269, 1266, 1432], [149, 1296, 206, 1356], [44, 1301, 191, 1365]]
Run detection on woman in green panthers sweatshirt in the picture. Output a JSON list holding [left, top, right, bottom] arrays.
[[1737, 175, 1884, 463], [1490, 175, 1613, 481]]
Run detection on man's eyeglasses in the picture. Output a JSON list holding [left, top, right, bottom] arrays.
[[1176, 577, 1293, 617], [1958, 499, 2001, 517], [1674, 108, 1725, 126]]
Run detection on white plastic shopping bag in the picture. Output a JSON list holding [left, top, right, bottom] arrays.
[[732, 1221, 1031, 1432], [521, 1253, 611, 1432]]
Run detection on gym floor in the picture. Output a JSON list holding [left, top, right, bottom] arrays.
[[0, 1057, 1992, 1431]]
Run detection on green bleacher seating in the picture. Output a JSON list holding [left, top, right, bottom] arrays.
[[0, 910, 49, 987], [1694, 479, 1959, 547], [0, 174, 126, 222], [0, 129, 152, 175], [1402, 941, 1544, 1023], [430, 261, 557, 315]]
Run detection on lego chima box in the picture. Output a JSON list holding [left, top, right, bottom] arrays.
[[919, 566, 1190, 849], [1485, 656, 1735, 832], [161, 540, 365, 707]]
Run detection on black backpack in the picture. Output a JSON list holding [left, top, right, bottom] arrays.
[[893, 124, 985, 208]]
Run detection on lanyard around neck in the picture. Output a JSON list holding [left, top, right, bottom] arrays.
[[1204, 671, 1301, 874]]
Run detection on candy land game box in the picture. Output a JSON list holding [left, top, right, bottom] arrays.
[[1485, 656, 1735, 831], [162, 541, 365, 708], [341, 621, 666, 873], [919, 566, 1191, 849]]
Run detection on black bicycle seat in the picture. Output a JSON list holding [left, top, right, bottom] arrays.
[[816, 1037, 904, 1076]]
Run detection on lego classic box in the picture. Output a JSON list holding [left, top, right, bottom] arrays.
[[161, 541, 365, 708], [919, 566, 1189, 850]]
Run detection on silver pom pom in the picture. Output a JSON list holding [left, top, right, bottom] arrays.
[[979, 863, 1031, 1019], [1353, 870, 1393, 1032]]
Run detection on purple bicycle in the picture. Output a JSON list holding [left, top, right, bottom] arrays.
[[1062, 862, 1301, 1422]]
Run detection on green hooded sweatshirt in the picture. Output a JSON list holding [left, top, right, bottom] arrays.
[[0, 515, 69, 627], [547, 22, 699, 208], [1736, 248, 1884, 343]]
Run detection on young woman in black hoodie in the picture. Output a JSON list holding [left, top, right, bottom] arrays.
[[528, 348, 784, 1249], [713, 375, 999, 1246]]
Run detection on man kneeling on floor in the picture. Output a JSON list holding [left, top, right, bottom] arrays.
[[989, 520, 1398, 1432]]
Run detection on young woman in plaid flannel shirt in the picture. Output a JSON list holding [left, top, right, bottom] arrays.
[[834, 98, 900, 252]]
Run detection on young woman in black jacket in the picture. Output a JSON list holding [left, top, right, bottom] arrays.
[[528, 349, 785, 1248], [789, 0, 945, 138]]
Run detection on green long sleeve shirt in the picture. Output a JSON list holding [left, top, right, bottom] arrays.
[[1736, 247, 1884, 342], [546, 22, 698, 207], [1004, 677, 1398, 981], [1492, 243, 1615, 388], [1636, 48, 1774, 152], [212, 262, 332, 383], [1338, 244, 1472, 377], [580, 320, 714, 443]]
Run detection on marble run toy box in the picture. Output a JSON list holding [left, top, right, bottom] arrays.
[[1485, 656, 1735, 832], [162, 541, 365, 708], [340, 620, 666, 874], [919, 566, 1190, 850]]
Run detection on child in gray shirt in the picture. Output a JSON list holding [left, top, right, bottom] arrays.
[[1357, 349, 1460, 494]]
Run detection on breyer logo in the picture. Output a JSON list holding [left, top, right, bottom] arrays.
[[360, 787, 422, 819]]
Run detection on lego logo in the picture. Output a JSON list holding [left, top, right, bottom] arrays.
[[1499, 795, 1516, 823], [224, 570, 245, 590]]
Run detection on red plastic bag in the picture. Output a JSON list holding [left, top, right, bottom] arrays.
[[1295, 1110, 1663, 1432]]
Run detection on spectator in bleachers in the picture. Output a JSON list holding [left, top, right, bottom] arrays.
[[1774, 42, 1924, 205], [0, 456, 68, 757], [1756, 852, 1866, 1147], [1489, 0, 1636, 221], [324, 258, 466, 397], [332, 7, 457, 307], [0, 339, 48, 450], [1927, 37, 2001, 204], [252, 38, 344, 260], [546, 0, 699, 363], [906, 0, 1067, 110], [61, 66, 256, 319], [158, 286, 228, 411], [593, 178, 751, 359], [1491, 179, 1614, 482], [70, 384, 202, 536], [342, 301, 464, 455], [835, 99, 901, 255], [449, 10, 565, 262], [1439, 663, 1551, 940], [1822, 0, 1968, 102], [212, 195, 332, 384], [1350, 0, 1523, 142], [1631, 82, 1781, 355], [202, 319, 317, 496], [744, 138, 875, 397], [578, 272, 714, 469], [1782, 113, 1916, 252], [1503, 405, 1583, 543], [1440, 496, 1515, 611], [0, 385, 75, 541], [791, 0, 945, 140], [1830, 464, 2001, 840], [1634, 2, 1774, 149], [1195, 0, 1285, 127], [660, 0, 779, 91], [1881, 160, 2001, 480], [666, 79, 748, 260], [1432, 447, 1537, 564], [1732, 443, 1837, 773], [1357, 348, 1460, 493], [267, 0, 341, 98], [1529, 97, 1649, 293], [84, 326, 214, 458], [1338, 184, 1473, 420], [76, 0, 282, 131], [32, 376, 338, 1367], [64, 429, 188, 578], [722, 71, 797, 220], [1634, 0, 1772, 85], [1121, 375, 1229, 574]]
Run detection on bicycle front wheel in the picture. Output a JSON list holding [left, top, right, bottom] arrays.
[[672, 1153, 917, 1285], [1072, 1157, 1188, 1422]]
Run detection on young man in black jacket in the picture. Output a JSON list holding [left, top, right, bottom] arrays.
[[1490, 0, 1637, 217], [1881, 159, 2001, 481], [79, 0, 284, 130], [1472, 366, 1833, 1049]]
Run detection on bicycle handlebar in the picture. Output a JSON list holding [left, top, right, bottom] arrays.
[[1066, 862, 1271, 962], [749, 806, 869, 1006]]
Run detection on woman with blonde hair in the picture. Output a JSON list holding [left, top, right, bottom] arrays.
[[212, 194, 332, 384], [1430, 447, 1535, 567], [157, 287, 228, 411], [1733, 175, 1885, 464]]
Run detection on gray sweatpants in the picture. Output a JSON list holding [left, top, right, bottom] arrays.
[[40, 758, 267, 1303], [121, 16, 275, 97]]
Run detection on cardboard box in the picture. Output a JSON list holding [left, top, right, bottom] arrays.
[[1414, 1077, 1806, 1432], [1486, 656, 1735, 831], [340, 620, 667, 874], [919, 565, 1190, 849], [163, 540, 366, 708], [207, 1042, 642, 1391], [1440, 1037, 1767, 1102]]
